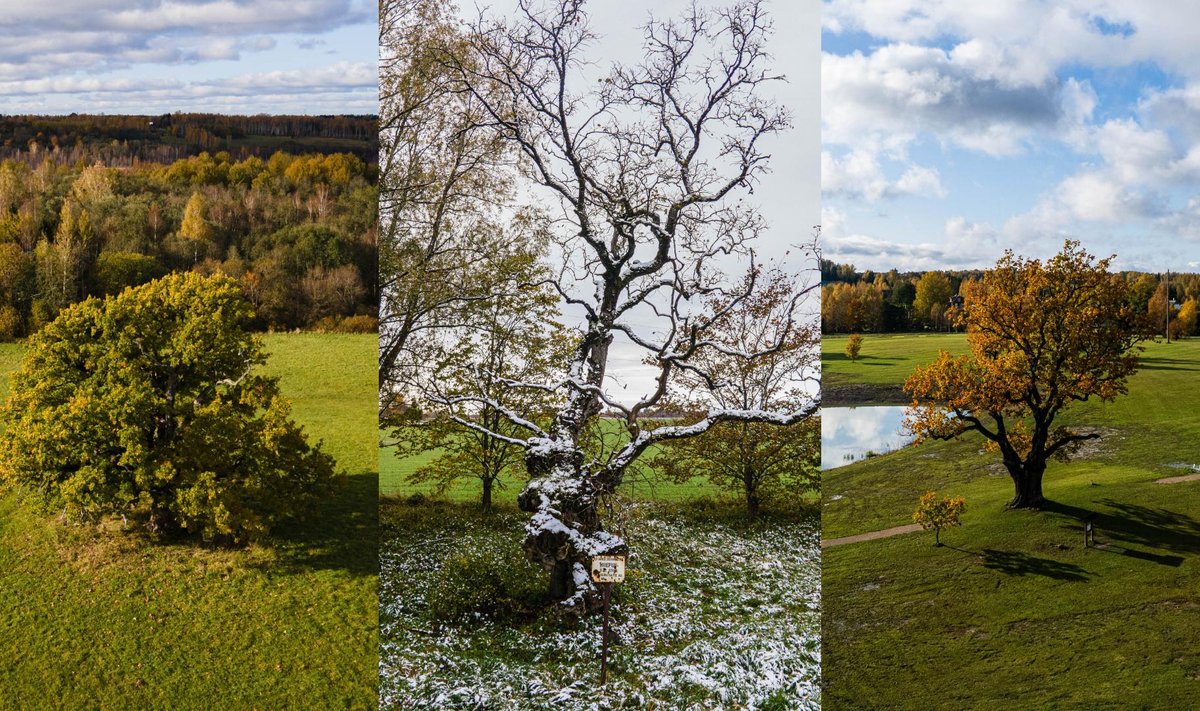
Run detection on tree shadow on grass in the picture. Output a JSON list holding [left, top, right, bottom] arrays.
[[1135, 356, 1200, 373], [978, 549, 1090, 581], [1044, 499, 1200, 556], [260, 470, 379, 577], [823, 353, 905, 364]]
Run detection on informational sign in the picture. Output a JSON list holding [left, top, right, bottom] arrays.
[[591, 555, 626, 584]]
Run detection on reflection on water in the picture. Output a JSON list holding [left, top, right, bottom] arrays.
[[822, 406, 913, 470]]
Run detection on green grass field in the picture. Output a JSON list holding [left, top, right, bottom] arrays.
[[822, 334, 1200, 708], [0, 333, 378, 709], [381, 419, 757, 504]]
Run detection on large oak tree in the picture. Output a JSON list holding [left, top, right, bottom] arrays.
[[439, 0, 817, 613], [904, 241, 1144, 509]]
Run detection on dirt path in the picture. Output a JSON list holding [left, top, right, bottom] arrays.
[[822, 523, 923, 548], [1155, 472, 1200, 484]]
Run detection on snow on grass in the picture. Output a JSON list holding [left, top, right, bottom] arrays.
[[380, 502, 821, 710]]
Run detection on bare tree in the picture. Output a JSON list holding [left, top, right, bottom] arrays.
[[436, 0, 818, 613]]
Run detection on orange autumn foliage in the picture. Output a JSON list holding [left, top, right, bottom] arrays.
[[903, 241, 1145, 508]]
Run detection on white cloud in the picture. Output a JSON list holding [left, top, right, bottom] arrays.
[[822, 149, 945, 202]]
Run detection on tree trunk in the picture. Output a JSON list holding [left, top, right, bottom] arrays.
[[518, 442, 618, 616], [1005, 459, 1046, 509], [746, 489, 760, 520], [481, 477, 493, 513], [147, 502, 180, 537]]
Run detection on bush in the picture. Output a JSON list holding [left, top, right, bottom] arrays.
[[0, 272, 336, 542], [426, 542, 548, 623], [310, 313, 378, 333]]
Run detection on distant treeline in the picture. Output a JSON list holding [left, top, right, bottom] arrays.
[[821, 258, 1200, 337], [0, 113, 378, 166], [0, 150, 378, 340]]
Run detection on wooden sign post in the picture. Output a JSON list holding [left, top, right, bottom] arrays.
[[591, 555, 626, 685]]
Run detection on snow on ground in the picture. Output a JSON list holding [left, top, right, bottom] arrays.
[[380, 504, 821, 710]]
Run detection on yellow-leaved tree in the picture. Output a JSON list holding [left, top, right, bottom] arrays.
[[904, 241, 1144, 509]]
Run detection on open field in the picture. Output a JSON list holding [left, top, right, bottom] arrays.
[[0, 333, 377, 709], [381, 419, 789, 504], [822, 333, 969, 405], [381, 417, 821, 708], [381, 500, 821, 709], [822, 334, 1200, 708]]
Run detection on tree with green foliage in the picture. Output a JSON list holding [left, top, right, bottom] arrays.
[[393, 252, 570, 511], [378, 0, 520, 407], [0, 273, 336, 541], [913, 271, 953, 329]]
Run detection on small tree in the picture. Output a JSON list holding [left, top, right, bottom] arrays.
[[913, 491, 965, 546], [845, 333, 863, 361], [650, 267, 820, 519], [393, 249, 570, 512], [0, 273, 336, 541]]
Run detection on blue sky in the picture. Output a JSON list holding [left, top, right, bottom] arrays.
[[0, 0, 377, 115], [822, 0, 1200, 272]]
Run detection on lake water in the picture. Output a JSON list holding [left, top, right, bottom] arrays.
[[822, 406, 913, 470]]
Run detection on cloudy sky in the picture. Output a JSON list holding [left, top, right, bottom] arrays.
[[0, 0, 377, 115], [822, 0, 1200, 272]]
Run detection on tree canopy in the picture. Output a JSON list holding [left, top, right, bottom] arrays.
[[0, 273, 336, 541], [904, 241, 1144, 509]]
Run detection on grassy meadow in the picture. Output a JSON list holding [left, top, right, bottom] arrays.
[[381, 420, 822, 709], [0, 333, 378, 709], [822, 333, 1200, 708]]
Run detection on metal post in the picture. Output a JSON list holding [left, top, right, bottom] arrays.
[[600, 583, 611, 685]]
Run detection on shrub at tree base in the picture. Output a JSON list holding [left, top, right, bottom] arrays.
[[0, 272, 336, 542], [427, 540, 549, 624], [913, 491, 966, 546]]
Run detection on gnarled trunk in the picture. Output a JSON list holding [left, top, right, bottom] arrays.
[[518, 438, 622, 616], [1004, 458, 1046, 509]]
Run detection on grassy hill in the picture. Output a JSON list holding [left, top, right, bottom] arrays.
[[0, 333, 377, 709], [822, 334, 1200, 708]]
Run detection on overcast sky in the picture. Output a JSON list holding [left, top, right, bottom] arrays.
[[0, 0, 377, 115], [465, 0, 820, 402], [822, 0, 1200, 272]]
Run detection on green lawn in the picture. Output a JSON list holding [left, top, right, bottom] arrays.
[[380, 419, 753, 504], [822, 334, 1200, 708], [0, 332, 378, 709]]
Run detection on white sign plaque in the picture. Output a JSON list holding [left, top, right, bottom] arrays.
[[590, 555, 626, 584]]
